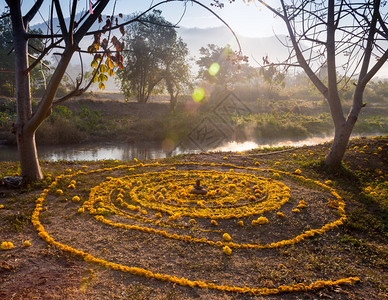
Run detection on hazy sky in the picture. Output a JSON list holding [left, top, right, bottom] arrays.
[[1, 1, 386, 78], [0, 0, 287, 38]]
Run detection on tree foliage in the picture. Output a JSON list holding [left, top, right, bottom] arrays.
[[196, 44, 253, 87], [258, 61, 286, 98], [0, 12, 49, 97], [117, 10, 191, 105], [162, 32, 192, 112], [0, 13, 15, 96]]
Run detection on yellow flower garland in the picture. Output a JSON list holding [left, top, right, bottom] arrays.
[[30, 161, 359, 296]]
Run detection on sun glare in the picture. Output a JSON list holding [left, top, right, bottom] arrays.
[[208, 62, 220, 76], [192, 87, 205, 102]]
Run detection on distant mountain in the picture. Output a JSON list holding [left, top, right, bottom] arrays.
[[31, 19, 289, 91], [31, 20, 289, 63], [177, 26, 289, 64], [31, 18, 387, 92]]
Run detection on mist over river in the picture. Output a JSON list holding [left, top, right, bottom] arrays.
[[0, 135, 382, 162]]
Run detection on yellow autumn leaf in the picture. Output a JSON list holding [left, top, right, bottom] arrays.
[[100, 64, 107, 73], [106, 59, 114, 69], [90, 60, 98, 68]]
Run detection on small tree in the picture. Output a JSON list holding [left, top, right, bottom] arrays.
[[258, 62, 286, 99], [117, 10, 191, 105], [162, 35, 192, 113], [5, 0, 191, 181], [255, 0, 388, 167], [196, 44, 253, 87]]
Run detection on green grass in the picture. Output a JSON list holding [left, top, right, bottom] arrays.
[[4, 212, 31, 232]]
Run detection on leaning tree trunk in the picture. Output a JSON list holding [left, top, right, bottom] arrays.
[[325, 122, 354, 168], [325, 89, 364, 168], [17, 131, 42, 180], [8, 0, 110, 181], [10, 5, 43, 180]]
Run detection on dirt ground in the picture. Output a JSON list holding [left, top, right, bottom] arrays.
[[0, 137, 387, 299]]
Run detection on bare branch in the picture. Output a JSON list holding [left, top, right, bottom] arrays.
[[68, 0, 78, 45], [23, 0, 44, 29], [26, 39, 63, 73], [357, 0, 380, 86], [360, 49, 388, 87], [53, 0, 69, 44], [28, 53, 50, 69], [0, 13, 11, 20]]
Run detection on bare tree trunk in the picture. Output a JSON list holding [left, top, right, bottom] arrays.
[[259, 0, 386, 169], [169, 93, 178, 114], [17, 131, 42, 179], [7, 0, 111, 181], [325, 123, 353, 167], [323, 0, 347, 168], [325, 87, 364, 167], [10, 2, 43, 180]]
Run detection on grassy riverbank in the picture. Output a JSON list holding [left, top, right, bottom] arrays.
[[0, 136, 387, 299], [1, 89, 387, 146]]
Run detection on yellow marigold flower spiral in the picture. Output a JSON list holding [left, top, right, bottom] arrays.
[[223, 233, 232, 241], [1, 241, 14, 250], [72, 196, 81, 202], [223, 245, 232, 255]]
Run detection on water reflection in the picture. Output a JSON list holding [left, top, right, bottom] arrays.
[[0, 142, 200, 162], [212, 136, 338, 152], [0, 136, 359, 162]]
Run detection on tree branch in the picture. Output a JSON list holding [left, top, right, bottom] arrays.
[[360, 49, 388, 87], [23, 0, 44, 29], [28, 53, 50, 69], [68, 0, 78, 45], [26, 39, 62, 73], [53, 0, 69, 45], [74, 0, 111, 45], [357, 0, 380, 87]]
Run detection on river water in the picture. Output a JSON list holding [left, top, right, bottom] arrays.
[[0, 136, 339, 162]]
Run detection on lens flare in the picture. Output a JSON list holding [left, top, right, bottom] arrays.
[[208, 62, 220, 76], [162, 138, 175, 152], [192, 87, 205, 102]]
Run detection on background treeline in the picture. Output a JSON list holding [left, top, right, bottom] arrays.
[[0, 10, 387, 146], [1, 77, 387, 146]]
